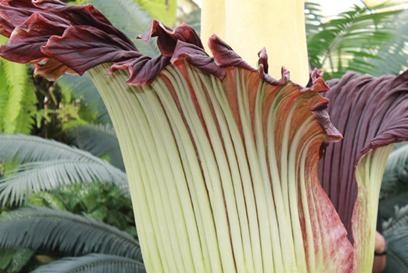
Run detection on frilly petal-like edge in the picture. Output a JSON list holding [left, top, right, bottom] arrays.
[[170, 40, 225, 79], [139, 19, 203, 56], [34, 58, 76, 81], [0, 0, 136, 80], [42, 25, 141, 76], [109, 55, 170, 86], [319, 70, 408, 240], [0, 12, 68, 63], [0, 1, 343, 155], [208, 34, 255, 72]]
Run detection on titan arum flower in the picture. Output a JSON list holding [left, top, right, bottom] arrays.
[[1, 1, 408, 273]]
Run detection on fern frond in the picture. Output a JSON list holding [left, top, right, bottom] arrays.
[[368, 9, 408, 75], [68, 124, 124, 170], [14, 79, 37, 134], [307, 3, 402, 77], [0, 134, 115, 163], [31, 254, 145, 273], [305, 1, 323, 35], [0, 160, 128, 206], [2, 61, 29, 133], [0, 207, 142, 260]]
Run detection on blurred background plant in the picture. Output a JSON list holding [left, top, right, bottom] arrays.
[[0, 0, 407, 272]]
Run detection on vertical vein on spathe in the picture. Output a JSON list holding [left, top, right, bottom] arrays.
[[210, 73, 263, 273], [89, 62, 354, 273], [89, 65, 165, 273]]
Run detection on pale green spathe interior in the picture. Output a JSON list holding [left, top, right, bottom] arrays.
[[353, 145, 393, 273], [89, 63, 349, 273]]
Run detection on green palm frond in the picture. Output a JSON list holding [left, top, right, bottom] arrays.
[[31, 254, 145, 273], [0, 207, 142, 260], [0, 160, 128, 206], [0, 134, 116, 163], [305, 0, 323, 35], [383, 205, 408, 273], [0, 134, 128, 205], [68, 124, 124, 170], [368, 9, 408, 76], [307, 3, 403, 78]]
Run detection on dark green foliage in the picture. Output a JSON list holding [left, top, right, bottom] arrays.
[[58, 75, 111, 125], [54, 184, 137, 238], [0, 207, 142, 261], [67, 125, 124, 170], [383, 206, 408, 273], [0, 133, 137, 272], [0, 249, 34, 273], [307, 3, 406, 78]]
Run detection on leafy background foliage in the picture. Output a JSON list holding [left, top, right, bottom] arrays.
[[0, 37, 37, 134], [0, 0, 407, 272], [306, 1, 408, 78], [379, 143, 408, 273]]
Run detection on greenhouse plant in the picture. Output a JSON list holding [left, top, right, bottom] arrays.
[[0, 1, 407, 273]]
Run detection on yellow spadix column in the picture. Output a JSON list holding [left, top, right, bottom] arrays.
[[201, 0, 309, 84]]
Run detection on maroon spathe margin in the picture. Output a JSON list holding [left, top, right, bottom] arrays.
[[0, 0, 316, 87], [319, 71, 408, 242], [139, 20, 203, 56]]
